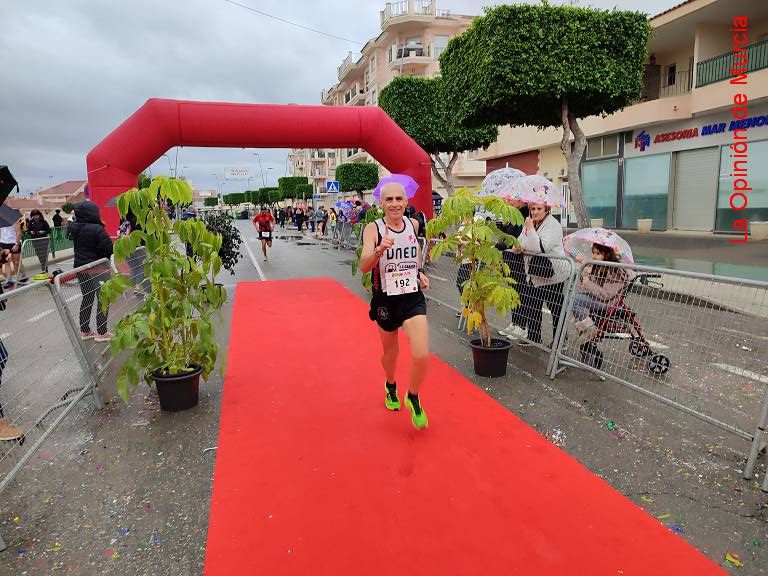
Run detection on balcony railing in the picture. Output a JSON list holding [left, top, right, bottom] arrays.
[[338, 51, 361, 80], [696, 38, 768, 88], [380, 1, 438, 26], [639, 67, 691, 102]]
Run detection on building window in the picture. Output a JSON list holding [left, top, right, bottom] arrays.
[[433, 35, 449, 59], [586, 135, 619, 159], [716, 139, 768, 232], [622, 154, 670, 229], [389, 43, 397, 63]]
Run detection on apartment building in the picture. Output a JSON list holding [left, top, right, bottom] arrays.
[[476, 0, 768, 234], [292, 0, 486, 203]]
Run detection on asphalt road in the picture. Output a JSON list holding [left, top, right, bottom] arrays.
[[0, 221, 764, 575]]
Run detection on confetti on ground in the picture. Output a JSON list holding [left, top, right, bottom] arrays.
[[753, 539, 761, 547], [12, 516, 19, 524], [118, 528, 129, 535], [656, 513, 671, 520], [724, 552, 744, 567], [546, 429, 567, 447], [16, 549, 27, 557], [606, 421, 617, 430], [669, 524, 685, 534], [150, 534, 161, 544], [640, 496, 653, 503]]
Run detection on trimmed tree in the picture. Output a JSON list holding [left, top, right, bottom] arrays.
[[335, 162, 378, 200], [278, 176, 309, 202], [61, 202, 75, 214], [204, 197, 219, 207], [379, 76, 497, 196], [440, 3, 652, 228], [296, 184, 313, 203]]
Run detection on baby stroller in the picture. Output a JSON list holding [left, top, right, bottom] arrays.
[[579, 273, 671, 375]]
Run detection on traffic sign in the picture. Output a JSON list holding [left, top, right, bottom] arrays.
[[312, 194, 321, 200], [326, 180, 340, 193]]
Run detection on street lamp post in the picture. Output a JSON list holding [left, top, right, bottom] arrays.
[[266, 167, 274, 188], [252, 153, 266, 187], [211, 173, 221, 200]]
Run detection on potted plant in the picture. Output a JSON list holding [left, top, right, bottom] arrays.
[[100, 176, 227, 411], [426, 187, 523, 377], [203, 212, 243, 274]]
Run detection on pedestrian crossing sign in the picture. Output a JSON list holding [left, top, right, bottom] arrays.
[[326, 180, 340, 193]]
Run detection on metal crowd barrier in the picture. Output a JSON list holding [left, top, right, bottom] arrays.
[[0, 278, 104, 551], [54, 249, 147, 380], [298, 228, 768, 491], [549, 260, 768, 490], [18, 237, 51, 278]]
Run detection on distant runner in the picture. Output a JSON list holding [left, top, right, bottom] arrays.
[[253, 206, 275, 262]]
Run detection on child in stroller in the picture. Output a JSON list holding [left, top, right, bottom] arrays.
[[572, 246, 671, 374]]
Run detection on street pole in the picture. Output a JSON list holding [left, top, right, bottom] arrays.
[[253, 153, 266, 187]]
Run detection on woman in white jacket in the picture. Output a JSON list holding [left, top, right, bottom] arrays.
[[513, 203, 570, 345]]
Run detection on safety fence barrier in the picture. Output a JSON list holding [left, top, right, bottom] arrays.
[[0, 248, 148, 550], [0, 278, 103, 551], [322, 234, 768, 491], [549, 260, 768, 490]]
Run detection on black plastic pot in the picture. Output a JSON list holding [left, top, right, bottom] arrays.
[[152, 364, 202, 412], [469, 338, 512, 378]]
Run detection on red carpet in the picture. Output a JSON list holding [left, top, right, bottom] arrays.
[[204, 278, 724, 575]]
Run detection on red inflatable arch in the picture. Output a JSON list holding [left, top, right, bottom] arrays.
[[86, 98, 433, 233]]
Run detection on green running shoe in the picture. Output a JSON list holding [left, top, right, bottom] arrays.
[[405, 394, 428, 430], [385, 385, 400, 411]]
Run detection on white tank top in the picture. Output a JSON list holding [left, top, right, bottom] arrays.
[[373, 217, 420, 295], [0, 226, 17, 244]]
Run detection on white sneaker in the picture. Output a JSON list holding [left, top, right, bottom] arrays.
[[94, 332, 113, 343], [499, 324, 527, 339]]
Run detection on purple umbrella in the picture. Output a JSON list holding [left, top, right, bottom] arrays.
[[373, 174, 419, 201]]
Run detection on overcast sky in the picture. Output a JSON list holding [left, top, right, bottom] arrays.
[[1, 0, 682, 196]]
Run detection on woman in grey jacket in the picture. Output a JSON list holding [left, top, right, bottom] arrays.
[[514, 204, 570, 345]]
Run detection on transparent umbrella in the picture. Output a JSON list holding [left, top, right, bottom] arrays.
[[478, 167, 527, 200], [503, 174, 565, 208], [563, 227, 634, 264]]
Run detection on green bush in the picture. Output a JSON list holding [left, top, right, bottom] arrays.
[[336, 163, 378, 197]]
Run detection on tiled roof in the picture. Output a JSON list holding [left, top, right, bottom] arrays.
[[650, 0, 696, 20], [6, 190, 87, 211], [37, 180, 87, 197]]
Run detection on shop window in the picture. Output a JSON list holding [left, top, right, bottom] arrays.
[[581, 159, 618, 227], [716, 139, 768, 232], [622, 154, 670, 229]]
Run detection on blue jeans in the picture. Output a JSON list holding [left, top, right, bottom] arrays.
[[572, 290, 608, 321]]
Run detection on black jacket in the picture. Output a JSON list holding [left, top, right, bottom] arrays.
[[67, 201, 113, 267], [28, 216, 51, 238]]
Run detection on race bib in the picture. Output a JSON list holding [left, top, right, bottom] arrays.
[[385, 268, 418, 296]]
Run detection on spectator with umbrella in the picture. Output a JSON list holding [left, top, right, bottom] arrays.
[[563, 228, 635, 344]]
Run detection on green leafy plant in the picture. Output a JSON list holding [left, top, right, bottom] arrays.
[[426, 188, 523, 347], [379, 76, 497, 195], [336, 163, 379, 200], [204, 197, 219, 207], [278, 176, 309, 201], [351, 206, 384, 291], [203, 212, 243, 274], [100, 176, 226, 401], [440, 3, 651, 227]]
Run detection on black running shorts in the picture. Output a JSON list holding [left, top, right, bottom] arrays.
[[369, 290, 426, 332], [258, 230, 272, 241]]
